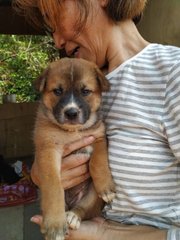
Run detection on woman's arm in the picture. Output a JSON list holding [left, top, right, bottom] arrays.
[[31, 216, 167, 240]]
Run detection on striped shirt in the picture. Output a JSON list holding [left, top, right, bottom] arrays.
[[102, 44, 180, 239]]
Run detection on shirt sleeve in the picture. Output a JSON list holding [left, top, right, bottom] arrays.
[[164, 60, 180, 161]]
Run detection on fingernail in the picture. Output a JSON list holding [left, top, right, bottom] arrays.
[[85, 136, 95, 143], [30, 216, 38, 223]]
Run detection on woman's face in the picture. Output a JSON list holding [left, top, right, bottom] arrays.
[[51, 0, 110, 68]]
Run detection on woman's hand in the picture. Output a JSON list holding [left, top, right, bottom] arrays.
[[31, 215, 106, 240], [31, 136, 95, 189], [30, 215, 167, 240]]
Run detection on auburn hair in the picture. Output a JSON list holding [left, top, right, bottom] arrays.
[[105, 0, 147, 24], [12, 0, 147, 31]]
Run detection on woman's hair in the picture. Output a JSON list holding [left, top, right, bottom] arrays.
[[12, 0, 148, 32], [12, 0, 92, 32], [105, 0, 148, 24]]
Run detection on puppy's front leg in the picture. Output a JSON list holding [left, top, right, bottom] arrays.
[[36, 147, 67, 240], [89, 137, 116, 203]]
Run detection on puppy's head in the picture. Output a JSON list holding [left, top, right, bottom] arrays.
[[35, 58, 109, 131]]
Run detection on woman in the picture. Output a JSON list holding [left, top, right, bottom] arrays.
[[13, 0, 180, 239]]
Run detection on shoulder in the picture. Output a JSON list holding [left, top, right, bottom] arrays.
[[138, 44, 180, 63], [147, 44, 180, 90], [106, 44, 180, 80], [132, 44, 180, 79], [145, 44, 180, 64]]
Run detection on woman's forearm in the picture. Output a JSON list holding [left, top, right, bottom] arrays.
[[101, 220, 167, 240], [65, 218, 167, 240]]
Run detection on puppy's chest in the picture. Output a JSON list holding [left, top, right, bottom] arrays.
[[57, 122, 105, 145], [58, 130, 85, 144]]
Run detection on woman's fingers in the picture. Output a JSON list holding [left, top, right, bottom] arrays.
[[62, 172, 90, 190], [62, 156, 89, 178], [31, 154, 91, 189], [63, 136, 95, 157], [62, 153, 90, 189], [31, 215, 43, 226], [62, 153, 90, 171]]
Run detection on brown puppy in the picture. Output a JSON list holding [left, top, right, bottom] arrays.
[[34, 58, 115, 240]]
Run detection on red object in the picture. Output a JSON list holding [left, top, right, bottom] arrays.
[[0, 162, 38, 207]]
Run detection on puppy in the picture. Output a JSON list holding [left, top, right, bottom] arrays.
[[34, 58, 115, 240]]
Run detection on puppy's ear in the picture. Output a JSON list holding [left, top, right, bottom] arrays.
[[34, 68, 49, 93], [95, 67, 110, 92]]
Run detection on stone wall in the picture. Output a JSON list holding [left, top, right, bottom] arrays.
[[0, 102, 38, 159], [138, 0, 180, 47]]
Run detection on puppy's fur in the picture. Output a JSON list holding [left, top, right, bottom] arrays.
[[34, 58, 115, 240]]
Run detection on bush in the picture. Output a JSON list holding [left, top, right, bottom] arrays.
[[0, 35, 60, 102]]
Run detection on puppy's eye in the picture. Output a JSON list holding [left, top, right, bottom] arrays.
[[81, 88, 92, 96], [53, 88, 63, 96]]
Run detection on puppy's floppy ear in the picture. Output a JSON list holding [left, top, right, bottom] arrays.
[[95, 67, 110, 92], [34, 68, 49, 93]]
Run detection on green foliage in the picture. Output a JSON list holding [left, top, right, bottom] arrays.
[[0, 35, 60, 102]]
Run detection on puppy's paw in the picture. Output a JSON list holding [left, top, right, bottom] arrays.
[[101, 191, 116, 203], [66, 211, 81, 230], [97, 181, 116, 203], [41, 218, 67, 240]]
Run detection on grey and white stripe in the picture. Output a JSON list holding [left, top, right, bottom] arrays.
[[102, 44, 180, 238]]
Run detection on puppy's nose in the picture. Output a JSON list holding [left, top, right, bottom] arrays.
[[65, 108, 79, 120]]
